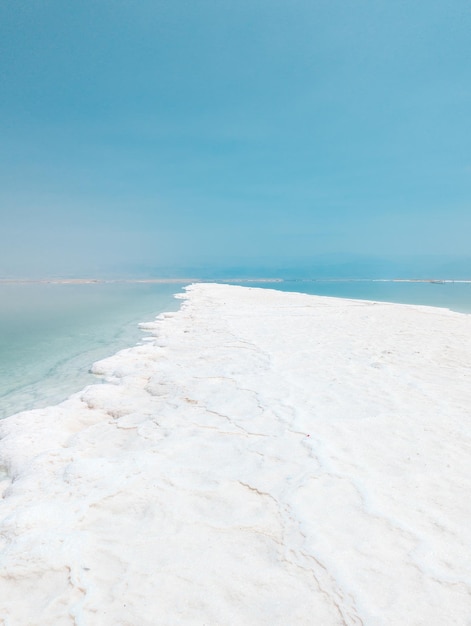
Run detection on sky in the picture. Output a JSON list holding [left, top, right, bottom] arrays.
[[0, 0, 470, 278]]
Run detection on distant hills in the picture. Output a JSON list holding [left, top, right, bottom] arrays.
[[2, 255, 471, 282]]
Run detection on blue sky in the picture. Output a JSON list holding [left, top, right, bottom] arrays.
[[1, 0, 470, 277]]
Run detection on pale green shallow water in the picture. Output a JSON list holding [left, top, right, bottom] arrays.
[[0, 283, 182, 419], [1, 279, 470, 419]]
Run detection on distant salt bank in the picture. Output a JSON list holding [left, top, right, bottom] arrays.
[[1, 284, 470, 625]]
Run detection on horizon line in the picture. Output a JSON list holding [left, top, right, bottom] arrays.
[[1, 277, 471, 285]]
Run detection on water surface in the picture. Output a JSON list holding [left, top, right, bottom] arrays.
[[264, 279, 471, 313], [0, 282, 181, 418]]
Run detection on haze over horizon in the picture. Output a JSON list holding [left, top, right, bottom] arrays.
[[1, 1, 470, 278]]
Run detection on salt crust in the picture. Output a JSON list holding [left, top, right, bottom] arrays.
[[0, 283, 470, 625]]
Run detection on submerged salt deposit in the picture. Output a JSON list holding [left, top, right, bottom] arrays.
[[0, 283, 470, 625]]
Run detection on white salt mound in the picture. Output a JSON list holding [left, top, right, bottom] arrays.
[[0, 283, 470, 625]]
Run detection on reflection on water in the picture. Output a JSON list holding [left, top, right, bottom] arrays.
[[0, 283, 182, 419]]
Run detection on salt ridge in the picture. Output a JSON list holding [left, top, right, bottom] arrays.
[[0, 283, 470, 625]]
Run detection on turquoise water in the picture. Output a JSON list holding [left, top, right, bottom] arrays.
[[1, 279, 470, 419], [0, 283, 182, 419], [263, 280, 471, 314]]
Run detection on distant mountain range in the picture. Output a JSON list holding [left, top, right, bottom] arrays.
[[2, 255, 471, 281]]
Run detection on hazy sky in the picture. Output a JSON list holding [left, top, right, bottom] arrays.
[[1, 0, 470, 276]]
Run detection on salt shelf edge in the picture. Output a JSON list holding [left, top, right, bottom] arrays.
[[0, 283, 470, 626]]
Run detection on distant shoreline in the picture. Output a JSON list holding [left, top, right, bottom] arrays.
[[0, 277, 470, 285], [0, 277, 282, 285]]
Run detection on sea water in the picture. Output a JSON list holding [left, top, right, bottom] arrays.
[[1, 278, 470, 419], [0, 282, 181, 419], [267, 279, 471, 313]]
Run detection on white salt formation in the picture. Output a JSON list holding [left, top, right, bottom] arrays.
[[0, 283, 470, 625]]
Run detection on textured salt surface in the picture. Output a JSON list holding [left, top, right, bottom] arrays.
[[0, 283, 470, 625]]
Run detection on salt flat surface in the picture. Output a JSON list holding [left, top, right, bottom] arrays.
[[0, 283, 470, 625]]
